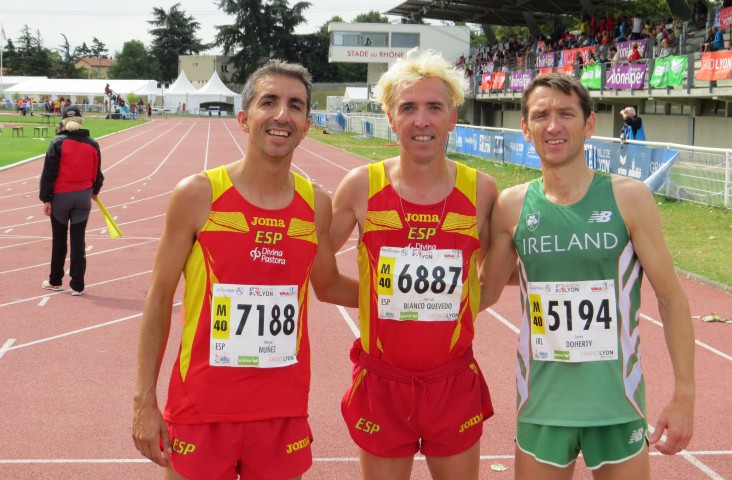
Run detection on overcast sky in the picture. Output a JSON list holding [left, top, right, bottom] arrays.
[[0, 0, 401, 55]]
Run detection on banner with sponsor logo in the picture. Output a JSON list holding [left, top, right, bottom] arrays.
[[580, 64, 602, 89], [606, 64, 647, 89], [536, 52, 556, 69], [490, 72, 506, 90], [650, 56, 687, 87], [716, 6, 732, 29], [481, 73, 492, 91], [510, 71, 533, 91], [451, 126, 676, 185], [695, 51, 732, 81]]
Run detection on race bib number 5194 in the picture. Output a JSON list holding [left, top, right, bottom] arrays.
[[527, 280, 618, 362]]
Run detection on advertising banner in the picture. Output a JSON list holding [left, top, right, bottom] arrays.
[[650, 56, 687, 87], [452, 126, 676, 185], [695, 51, 732, 81], [580, 64, 603, 89], [606, 64, 647, 89], [510, 71, 533, 91]]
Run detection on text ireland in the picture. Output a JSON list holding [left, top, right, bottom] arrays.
[[520, 232, 619, 255]]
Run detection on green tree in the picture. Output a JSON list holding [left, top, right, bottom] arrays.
[[6, 25, 51, 76], [148, 3, 209, 83], [53, 34, 83, 79], [353, 10, 390, 23], [74, 42, 93, 59], [215, 0, 311, 83], [90, 37, 109, 59], [108, 40, 161, 80]]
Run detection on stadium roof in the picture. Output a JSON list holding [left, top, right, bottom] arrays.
[[386, 0, 593, 27]]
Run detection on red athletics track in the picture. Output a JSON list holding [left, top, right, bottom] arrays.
[[0, 116, 730, 479]]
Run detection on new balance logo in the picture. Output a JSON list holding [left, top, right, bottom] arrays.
[[588, 211, 612, 223], [628, 427, 644, 444]]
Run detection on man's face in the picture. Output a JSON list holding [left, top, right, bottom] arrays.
[[237, 74, 310, 159], [388, 77, 457, 164], [521, 86, 595, 168]]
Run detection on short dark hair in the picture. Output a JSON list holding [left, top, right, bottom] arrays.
[[521, 73, 593, 122], [241, 60, 313, 116]]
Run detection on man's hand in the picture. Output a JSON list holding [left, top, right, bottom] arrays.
[[648, 396, 694, 455], [132, 401, 172, 467]]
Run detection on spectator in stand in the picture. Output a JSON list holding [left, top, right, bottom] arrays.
[[630, 15, 643, 40], [628, 42, 643, 62], [712, 26, 725, 51], [610, 46, 621, 65], [693, 1, 708, 28], [701, 27, 716, 53], [658, 38, 673, 58]]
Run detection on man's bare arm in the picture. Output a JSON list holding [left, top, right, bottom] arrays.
[[132, 174, 211, 466], [310, 186, 359, 307], [615, 177, 695, 455], [479, 184, 526, 311]]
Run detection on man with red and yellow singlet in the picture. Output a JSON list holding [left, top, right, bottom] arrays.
[[132, 60, 357, 480], [330, 48, 499, 480]]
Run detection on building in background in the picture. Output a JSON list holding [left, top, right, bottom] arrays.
[[74, 58, 116, 79], [178, 55, 235, 89]]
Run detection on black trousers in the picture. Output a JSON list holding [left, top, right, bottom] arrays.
[[49, 216, 88, 291], [48, 189, 92, 292]]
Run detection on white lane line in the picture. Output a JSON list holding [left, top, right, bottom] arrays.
[[640, 313, 732, 362], [6, 302, 181, 354], [0, 270, 153, 308], [38, 297, 50, 307], [4, 228, 13, 233], [0, 339, 16, 359], [0, 451, 728, 465], [648, 426, 725, 480], [337, 306, 359, 337], [487, 308, 728, 479], [487, 307, 520, 334], [0, 239, 158, 276]]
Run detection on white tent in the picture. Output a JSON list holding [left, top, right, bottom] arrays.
[[162, 71, 198, 113], [4, 78, 157, 103], [191, 71, 241, 115]]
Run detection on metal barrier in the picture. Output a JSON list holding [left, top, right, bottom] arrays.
[[309, 111, 731, 209]]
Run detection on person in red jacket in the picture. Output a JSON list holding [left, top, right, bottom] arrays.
[[39, 105, 104, 296]]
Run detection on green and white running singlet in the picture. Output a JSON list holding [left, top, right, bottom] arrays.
[[514, 172, 646, 427]]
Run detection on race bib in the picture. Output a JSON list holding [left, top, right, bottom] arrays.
[[376, 247, 463, 322], [527, 280, 618, 362], [209, 284, 299, 368]]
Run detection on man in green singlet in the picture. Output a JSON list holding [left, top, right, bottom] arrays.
[[480, 73, 695, 480]]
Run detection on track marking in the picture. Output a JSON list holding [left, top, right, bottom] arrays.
[[640, 313, 732, 362], [0, 451, 728, 465], [0, 339, 16, 359], [38, 297, 50, 307], [648, 426, 724, 479], [0, 270, 153, 308], [486, 307, 729, 479]]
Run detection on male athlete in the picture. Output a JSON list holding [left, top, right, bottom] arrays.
[[480, 73, 695, 479], [330, 48, 498, 480], [132, 60, 357, 479]]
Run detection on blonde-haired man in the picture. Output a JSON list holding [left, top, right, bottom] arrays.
[[330, 48, 499, 480]]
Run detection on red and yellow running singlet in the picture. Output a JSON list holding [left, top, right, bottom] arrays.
[[164, 165, 318, 424], [357, 161, 481, 371]]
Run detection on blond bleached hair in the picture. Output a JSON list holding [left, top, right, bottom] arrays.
[[61, 117, 83, 132], [377, 48, 466, 116]]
